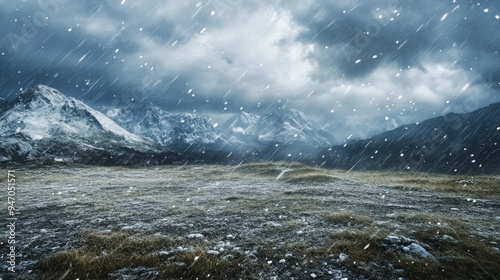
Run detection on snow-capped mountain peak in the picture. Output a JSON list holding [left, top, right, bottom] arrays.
[[107, 102, 221, 146], [223, 111, 260, 134], [0, 85, 143, 143], [256, 108, 335, 146], [221, 108, 336, 148], [16, 84, 68, 108]]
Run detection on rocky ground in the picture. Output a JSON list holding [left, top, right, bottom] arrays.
[[1, 162, 499, 279]]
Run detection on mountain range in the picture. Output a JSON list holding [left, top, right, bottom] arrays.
[[320, 103, 500, 173], [106, 103, 224, 149], [0, 85, 498, 173], [0, 85, 181, 164]]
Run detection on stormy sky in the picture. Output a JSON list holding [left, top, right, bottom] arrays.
[[1, 0, 499, 126]]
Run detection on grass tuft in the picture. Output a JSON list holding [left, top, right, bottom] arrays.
[[321, 212, 373, 227], [284, 172, 340, 184], [39, 230, 259, 280], [235, 162, 319, 177]]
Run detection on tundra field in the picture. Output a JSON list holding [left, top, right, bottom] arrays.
[[1, 162, 499, 279]]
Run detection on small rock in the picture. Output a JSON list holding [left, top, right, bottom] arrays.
[[401, 236, 416, 243], [402, 243, 434, 259], [187, 233, 204, 239], [176, 246, 187, 252], [310, 273, 317, 278], [206, 250, 220, 256], [279, 259, 286, 264], [385, 235, 401, 244], [263, 221, 282, 228], [222, 254, 234, 261], [338, 253, 348, 262]]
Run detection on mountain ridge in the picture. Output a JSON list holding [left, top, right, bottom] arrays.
[[0, 85, 170, 164], [320, 102, 500, 173], [1, 85, 498, 173], [106, 101, 222, 147]]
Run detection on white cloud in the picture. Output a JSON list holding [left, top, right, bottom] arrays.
[[108, 1, 498, 125], [126, 6, 315, 104], [294, 55, 494, 125]]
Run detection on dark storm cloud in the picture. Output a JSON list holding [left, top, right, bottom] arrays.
[[0, 0, 176, 104], [292, 0, 500, 83], [278, 0, 500, 124], [0, 0, 499, 126], [0, 26, 124, 101]]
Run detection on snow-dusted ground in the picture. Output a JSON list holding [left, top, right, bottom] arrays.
[[1, 163, 499, 279]]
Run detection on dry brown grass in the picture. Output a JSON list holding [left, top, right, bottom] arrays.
[[391, 228, 500, 280], [235, 162, 320, 177], [22, 163, 500, 279], [328, 228, 389, 263], [38, 217, 500, 280], [284, 172, 340, 184], [39, 230, 170, 279], [345, 171, 500, 198], [320, 212, 373, 227], [323, 225, 500, 280], [38, 230, 259, 280]]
